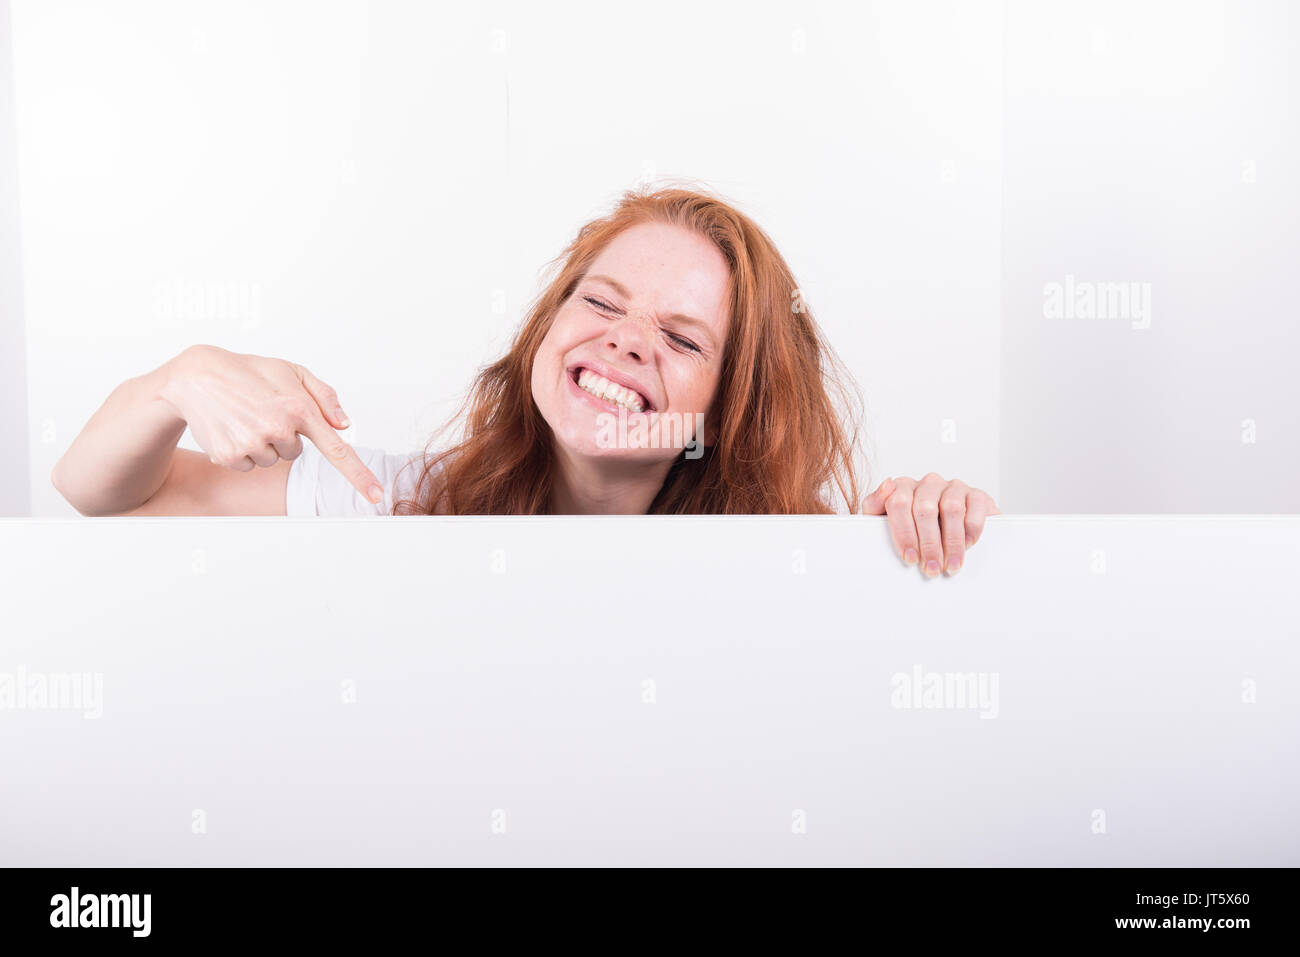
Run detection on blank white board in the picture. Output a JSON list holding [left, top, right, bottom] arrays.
[[1, 515, 1296, 865]]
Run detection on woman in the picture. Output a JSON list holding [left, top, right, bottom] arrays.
[[52, 185, 999, 576]]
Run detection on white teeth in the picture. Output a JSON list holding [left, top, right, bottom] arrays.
[[576, 368, 645, 413]]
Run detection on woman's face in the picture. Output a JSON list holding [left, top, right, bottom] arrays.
[[531, 221, 731, 465]]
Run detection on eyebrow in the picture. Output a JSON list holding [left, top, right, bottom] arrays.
[[584, 274, 716, 344]]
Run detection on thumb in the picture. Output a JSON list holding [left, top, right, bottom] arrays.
[[294, 364, 351, 431], [860, 478, 895, 515]]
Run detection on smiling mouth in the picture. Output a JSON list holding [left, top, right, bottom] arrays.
[[569, 367, 655, 413]]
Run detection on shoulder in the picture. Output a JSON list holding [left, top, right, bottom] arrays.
[[285, 442, 439, 516]]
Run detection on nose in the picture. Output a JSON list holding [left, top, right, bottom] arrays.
[[604, 311, 655, 363]]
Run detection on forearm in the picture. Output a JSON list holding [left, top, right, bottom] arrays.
[[51, 356, 189, 516]]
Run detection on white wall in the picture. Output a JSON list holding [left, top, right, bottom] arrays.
[[1000, 0, 1300, 513], [0, 0, 28, 515], [4, 1, 1295, 517]]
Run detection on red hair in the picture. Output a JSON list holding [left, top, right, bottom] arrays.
[[394, 182, 872, 515]]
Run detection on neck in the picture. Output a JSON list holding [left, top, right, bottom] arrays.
[[549, 445, 674, 515]]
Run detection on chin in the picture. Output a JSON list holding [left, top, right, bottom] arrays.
[[545, 414, 672, 466], [557, 427, 667, 463]]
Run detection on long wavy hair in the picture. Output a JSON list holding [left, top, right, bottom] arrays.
[[393, 182, 873, 515]]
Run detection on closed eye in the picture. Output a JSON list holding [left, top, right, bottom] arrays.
[[583, 297, 701, 353]]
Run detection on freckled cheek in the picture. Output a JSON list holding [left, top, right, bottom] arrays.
[[537, 335, 568, 386], [531, 344, 563, 410], [664, 373, 711, 414], [693, 373, 722, 415]]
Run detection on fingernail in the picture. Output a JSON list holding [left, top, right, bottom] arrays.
[[924, 559, 940, 576], [904, 548, 918, 565], [947, 556, 962, 574], [367, 485, 383, 504], [336, 408, 351, 428]]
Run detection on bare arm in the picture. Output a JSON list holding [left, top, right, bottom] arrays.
[[113, 449, 294, 517], [51, 352, 193, 516], [51, 345, 383, 517]]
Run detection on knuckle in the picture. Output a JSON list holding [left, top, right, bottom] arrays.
[[321, 440, 350, 462], [228, 429, 257, 455], [273, 393, 312, 422], [254, 418, 283, 443], [263, 419, 296, 445], [209, 443, 237, 468], [913, 501, 938, 520], [939, 497, 965, 516]]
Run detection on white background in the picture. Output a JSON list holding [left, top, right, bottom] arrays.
[[2, 0, 1295, 516]]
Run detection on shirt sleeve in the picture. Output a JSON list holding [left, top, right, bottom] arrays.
[[285, 443, 429, 516]]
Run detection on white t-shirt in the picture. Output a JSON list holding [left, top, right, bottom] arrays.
[[285, 441, 858, 515], [285, 443, 434, 516]]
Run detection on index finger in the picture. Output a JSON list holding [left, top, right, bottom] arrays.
[[882, 478, 920, 565], [296, 408, 385, 505]]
